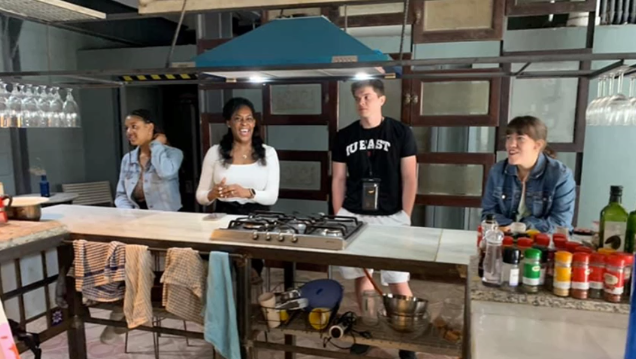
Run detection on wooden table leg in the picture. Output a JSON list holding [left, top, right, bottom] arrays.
[[58, 244, 88, 359]]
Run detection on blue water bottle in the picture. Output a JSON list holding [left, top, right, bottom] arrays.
[[625, 260, 636, 359], [39, 175, 50, 198]]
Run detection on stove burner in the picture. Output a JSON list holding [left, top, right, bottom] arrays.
[[214, 211, 366, 250]]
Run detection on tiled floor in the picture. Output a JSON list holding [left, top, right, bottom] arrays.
[[20, 269, 464, 359]]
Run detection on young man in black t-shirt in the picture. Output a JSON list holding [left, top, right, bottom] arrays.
[[332, 80, 418, 357]]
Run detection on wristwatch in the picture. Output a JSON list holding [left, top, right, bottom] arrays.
[[249, 189, 256, 199]]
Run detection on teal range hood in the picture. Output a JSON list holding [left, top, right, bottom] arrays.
[[193, 16, 399, 81]]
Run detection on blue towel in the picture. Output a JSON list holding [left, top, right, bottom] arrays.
[[204, 252, 241, 359]]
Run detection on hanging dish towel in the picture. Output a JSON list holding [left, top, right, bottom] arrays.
[[204, 252, 240, 359], [160, 248, 206, 324], [124, 245, 154, 329], [73, 240, 126, 302]]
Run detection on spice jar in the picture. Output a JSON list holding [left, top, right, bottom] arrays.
[[553, 251, 573, 297], [604, 255, 626, 303], [535, 234, 550, 248], [533, 246, 548, 286], [571, 252, 591, 300], [502, 247, 520, 290], [526, 229, 540, 240], [566, 241, 581, 253], [598, 248, 617, 256], [523, 248, 542, 294], [503, 236, 514, 248], [517, 238, 533, 278], [545, 248, 556, 291], [612, 253, 633, 298], [575, 246, 594, 254], [589, 253, 606, 299], [553, 233, 568, 250]]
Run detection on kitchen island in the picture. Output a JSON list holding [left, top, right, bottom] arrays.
[[37, 204, 477, 359]]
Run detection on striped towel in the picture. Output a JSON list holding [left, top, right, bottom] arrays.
[[73, 240, 126, 302], [124, 245, 154, 329], [160, 248, 207, 324]]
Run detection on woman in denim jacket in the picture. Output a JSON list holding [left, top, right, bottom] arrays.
[[114, 109, 184, 211], [481, 116, 576, 233]]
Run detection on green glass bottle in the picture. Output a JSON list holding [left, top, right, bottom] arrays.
[[599, 186, 629, 252]]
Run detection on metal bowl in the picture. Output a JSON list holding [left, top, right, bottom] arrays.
[[385, 312, 430, 333], [383, 294, 428, 316]]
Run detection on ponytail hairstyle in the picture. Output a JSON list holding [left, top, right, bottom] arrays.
[[129, 109, 161, 136], [218, 97, 267, 167], [506, 116, 556, 159]]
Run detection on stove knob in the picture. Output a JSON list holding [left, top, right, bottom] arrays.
[[278, 234, 285, 242], [265, 233, 272, 241], [252, 232, 259, 240], [291, 235, 299, 243]]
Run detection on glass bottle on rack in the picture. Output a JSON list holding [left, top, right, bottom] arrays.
[[599, 186, 628, 252]]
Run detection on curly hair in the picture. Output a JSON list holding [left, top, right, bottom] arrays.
[[218, 97, 266, 166]]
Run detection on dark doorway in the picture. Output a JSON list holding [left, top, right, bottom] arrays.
[[161, 85, 201, 213]]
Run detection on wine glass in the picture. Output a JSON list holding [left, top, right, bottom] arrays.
[[0, 82, 9, 128], [48, 86, 63, 127], [605, 70, 630, 126], [586, 76, 606, 126], [35, 86, 49, 127], [7, 84, 23, 128], [21, 84, 40, 127], [62, 88, 80, 128]]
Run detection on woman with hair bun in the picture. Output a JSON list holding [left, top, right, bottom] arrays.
[[481, 116, 576, 233], [115, 109, 183, 211]]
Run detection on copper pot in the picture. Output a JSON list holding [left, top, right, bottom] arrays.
[[7, 204, 42, 221]]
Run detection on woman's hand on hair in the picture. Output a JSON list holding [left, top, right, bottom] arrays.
[[221, 184, 251, 199]]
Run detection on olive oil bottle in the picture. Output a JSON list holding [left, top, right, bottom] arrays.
[[599, 186, 629, 252], [626, 207, 636, 255]]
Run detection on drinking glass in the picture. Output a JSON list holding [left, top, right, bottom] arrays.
[[35, 86, 49, 127], [361, 290, 380, 326], [7, 84, 23, 128], [48, 87, 63, 127], [0, 82, 9, 128], [21, 84, 40, 127], [62, 88, 80, 128]]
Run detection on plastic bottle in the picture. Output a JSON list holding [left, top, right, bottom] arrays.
[[482, 222, 504, 287], [40, 175, 50, 197]]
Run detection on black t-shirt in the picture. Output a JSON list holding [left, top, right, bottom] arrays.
[[332, 117, 417, 216]]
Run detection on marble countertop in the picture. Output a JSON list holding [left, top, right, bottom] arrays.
[[40, 205, 477, 266], [0, 219, 67, 252], [471, 300, 629, 359], [468, 256, 630, 314]]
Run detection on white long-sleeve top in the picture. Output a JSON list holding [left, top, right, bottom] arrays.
[[196, 144, 280, 206]]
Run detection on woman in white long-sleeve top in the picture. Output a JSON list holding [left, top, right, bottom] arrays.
[[196, 97, 280, 276], [196, 97, 280, 211], [115, 109, 184, 211]]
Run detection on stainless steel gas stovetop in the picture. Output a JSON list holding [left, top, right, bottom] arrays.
[[210, 211, 367, 250]]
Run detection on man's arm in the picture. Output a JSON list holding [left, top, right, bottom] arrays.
[[332, 162, 347, 214], [401, 155, 417, 217]]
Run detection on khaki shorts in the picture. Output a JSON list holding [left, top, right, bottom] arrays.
[[335, 208, 411, 286]]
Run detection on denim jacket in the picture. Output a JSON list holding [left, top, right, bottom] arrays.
[[481, 154, 576, 233], [115, 140, 184, 211]]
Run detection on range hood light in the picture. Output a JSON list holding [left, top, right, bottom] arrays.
[[354, 72, 372, 80], [249, 75, 268, 83]]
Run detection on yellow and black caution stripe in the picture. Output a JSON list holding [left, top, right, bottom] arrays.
[[119, 73, 198, 82]]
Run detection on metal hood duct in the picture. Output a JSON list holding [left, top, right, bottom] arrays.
[[194, 16, 398, 81]]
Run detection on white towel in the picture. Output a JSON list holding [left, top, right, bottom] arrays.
[[124, 245, 154, 329], [160, 248, 207, 324]]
